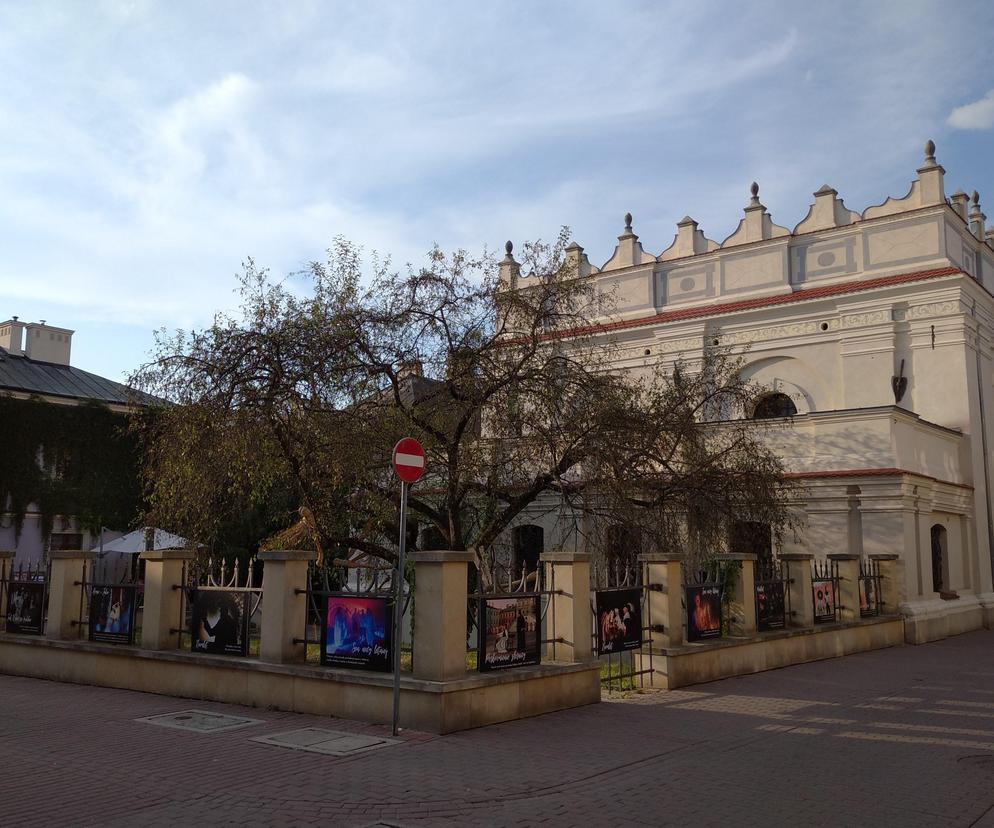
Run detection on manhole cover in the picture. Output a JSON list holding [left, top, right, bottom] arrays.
[[250, 728, 400, 757], [136, 710, 266, 733]]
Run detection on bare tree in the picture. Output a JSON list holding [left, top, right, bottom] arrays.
[[131, 233, 795, 586]]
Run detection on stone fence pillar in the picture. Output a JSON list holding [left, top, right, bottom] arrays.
[[540, 551, 592, 663], [869, 553, 905, 616], [259, 549, 317, 664], [411, 550, 474, 681], [639, 552, 683, 648], [781, 552, 814, 628], [140, 548, 196, 650], [716, 553, 757, 636], [46, 549, 95, 640], [0, 550, 12, 621], [828, 553, 860, 623]]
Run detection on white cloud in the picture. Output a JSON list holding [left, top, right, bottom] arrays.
[[0, 1, 991, 382], [948, 90, 994, 130]]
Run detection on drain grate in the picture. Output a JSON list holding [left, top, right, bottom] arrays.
[[250, 727, 400, 757], [958, 753, 994, 769], [136, 709, 266, 733]]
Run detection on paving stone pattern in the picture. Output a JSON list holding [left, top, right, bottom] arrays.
[[0, 630, 992, 826]]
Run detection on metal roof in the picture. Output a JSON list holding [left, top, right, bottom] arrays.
[[0, 345, 146, 406]]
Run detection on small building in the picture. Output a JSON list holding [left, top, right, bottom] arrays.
[[498, 141, 994, 644], [0, 318, 143, 563]]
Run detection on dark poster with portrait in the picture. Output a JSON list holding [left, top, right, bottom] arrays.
[[190, 590, 249, 656], [89, 585, 137, 645], [686, 585, 722, 642], [595, 589, 643, 655], [321, 595, 392, 672], [812, 579, 836, 623], [5, 582, 45, 635], [479, 595, 541, 672], [859, 577, 879, 618], [755, 582, 786, 631]]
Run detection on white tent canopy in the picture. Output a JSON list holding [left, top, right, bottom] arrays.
[[99, 528, 191, 555]]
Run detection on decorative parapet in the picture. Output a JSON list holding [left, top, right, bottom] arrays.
[[863, 140, 946, 220], [496, 140, 993, 320], [794, 184, 859, 234], [658, 216, 719, 261], [721, 182, 790, 247], [600, 213, 655, 271]]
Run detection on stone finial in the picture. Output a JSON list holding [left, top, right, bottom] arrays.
[[748, 181, 761, 207], [924, 139, 936, 163], [624, 212, 633, 232], [498, 239, 520, 288], [969, 192, 987, 241], [970, 191, 983, 219]]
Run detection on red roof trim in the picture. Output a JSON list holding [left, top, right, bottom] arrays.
[[786, 467, 972, 490], [553, 266, 964, 340]]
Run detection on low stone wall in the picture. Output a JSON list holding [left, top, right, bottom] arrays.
[[0, 636, 601, 734], [900, 594, 991, 645], [638, 616, 905, 690]]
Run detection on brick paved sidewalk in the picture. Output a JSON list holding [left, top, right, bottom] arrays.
[[1, 630, 993, 827]]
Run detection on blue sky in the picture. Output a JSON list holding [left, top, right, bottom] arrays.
[[1, 0, 993, 382]]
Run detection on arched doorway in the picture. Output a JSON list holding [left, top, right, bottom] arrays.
[[511, 524, 544, 577], [729, 520, 772, 565], [930, 524, 948, 592]]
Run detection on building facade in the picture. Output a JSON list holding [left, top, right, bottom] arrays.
[[499, 141, 994, 644], [0, 318, 140, 562]]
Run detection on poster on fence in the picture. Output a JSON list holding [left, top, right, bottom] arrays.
[[859, 577, 879, 617], [812, 579, 836, 623], [321, 595, 392, 672], [686, 585, 722, 642], [479, 595, 541, 672], [190, 590, 249, 656], [5, 582, 45, 635], [89, 585, 137, 645], [595, 589, 643, 655], [755, 582, 786, 631]]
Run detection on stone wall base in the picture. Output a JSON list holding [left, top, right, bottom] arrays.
[[900, 594, 989, 645], [635, 617, 905, 690], [0, 637, 600, 734]]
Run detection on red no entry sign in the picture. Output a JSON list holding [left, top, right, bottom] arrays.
[[392, 437, 426, 483]]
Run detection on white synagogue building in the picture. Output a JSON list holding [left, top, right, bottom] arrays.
[[500, 141, 994, 645]]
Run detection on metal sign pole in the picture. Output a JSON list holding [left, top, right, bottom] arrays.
[[391, 480, 409, 737]]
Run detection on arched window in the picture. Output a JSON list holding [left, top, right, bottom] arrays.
[[930, 524, 947, 592], [511, 524, 544, 577], [751, 393, 797, 420], [605, 524, 642, 575], [729, 520, 772, 564]]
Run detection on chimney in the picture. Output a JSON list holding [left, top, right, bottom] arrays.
[[0, 316, 25, 355], [397, 360, 423, 380], [24, 320, 74, 366]]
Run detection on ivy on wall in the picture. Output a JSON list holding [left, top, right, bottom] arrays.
[[0, 395, 142, 542]]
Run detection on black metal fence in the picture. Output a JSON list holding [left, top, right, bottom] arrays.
[[3, 560, 48, 636], [812, 559, 840, 623], [178, 557, 262, 657], [590, 559, 657, 692], [754, 558, 789, 631], [859, 557, 883, 617], [78, 557, 143, 644], [470, 561, 547, 673], [296, 557, 410, 670]]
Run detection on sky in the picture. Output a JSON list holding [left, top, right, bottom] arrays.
[[1, 0, 993, 383]]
